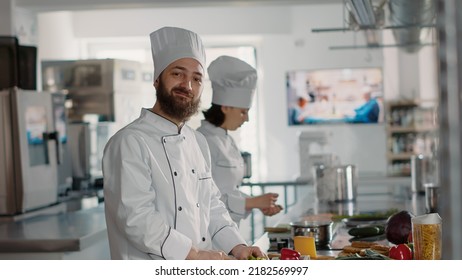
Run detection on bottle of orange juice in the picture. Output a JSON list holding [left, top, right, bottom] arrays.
[[293, 236, 317, 259]]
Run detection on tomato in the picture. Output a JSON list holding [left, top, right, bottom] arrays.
[[389, 243, 413, 260], [280, 248, 301, 260]]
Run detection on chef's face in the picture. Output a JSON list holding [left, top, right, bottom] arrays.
[[222, 106, 250, 131], [155, 58, 204, 121]]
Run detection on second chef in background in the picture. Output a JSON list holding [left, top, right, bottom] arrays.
[[197, 56, 282, 227]]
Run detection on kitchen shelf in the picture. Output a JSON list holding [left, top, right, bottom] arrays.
[[387, 126, 435, 134], [387, 153, 417, 160], [386, 99, 437, 177]]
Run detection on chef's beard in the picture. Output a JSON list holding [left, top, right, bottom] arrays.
[[156, 79, 201, 121]]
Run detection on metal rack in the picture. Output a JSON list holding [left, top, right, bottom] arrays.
[[240, 180, 310, 244]]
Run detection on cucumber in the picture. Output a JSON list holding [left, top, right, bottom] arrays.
[[376, 225, 385, 235], [348, 226, 382, 237]]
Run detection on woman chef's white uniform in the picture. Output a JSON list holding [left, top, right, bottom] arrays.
[[197, 56, 281, 227], [102, 28, 247, 260], [197, 120, 249, 223]]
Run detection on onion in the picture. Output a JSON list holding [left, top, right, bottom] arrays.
[[385, 210, 415, 245]]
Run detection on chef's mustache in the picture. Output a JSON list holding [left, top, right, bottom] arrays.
[[172, 86, 193, 98]]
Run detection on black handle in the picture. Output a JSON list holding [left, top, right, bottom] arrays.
[[41, 132, 50, 165], [46, 131, 61, 164]]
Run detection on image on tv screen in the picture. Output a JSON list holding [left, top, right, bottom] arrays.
[[286, 67, 383, 125]]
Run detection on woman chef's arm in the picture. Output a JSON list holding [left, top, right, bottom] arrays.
[[220, 192, 250, 220], [204, 135, 250, 219], [245, 193, 280, 212], [222, 192, 282, 220]]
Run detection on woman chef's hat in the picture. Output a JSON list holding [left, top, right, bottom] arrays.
[[150, 26, 206, 80], [208, 56, 258, 109]]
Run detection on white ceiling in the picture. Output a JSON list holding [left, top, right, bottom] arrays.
[[15, 0, 343, 12]]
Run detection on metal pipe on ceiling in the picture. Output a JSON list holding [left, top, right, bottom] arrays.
[[388, 0, 437, 53]]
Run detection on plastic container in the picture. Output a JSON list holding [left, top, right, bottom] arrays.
[[412, 213, 442, 260]]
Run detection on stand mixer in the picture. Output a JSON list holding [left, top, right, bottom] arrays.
[[297, 131, 337, 182]]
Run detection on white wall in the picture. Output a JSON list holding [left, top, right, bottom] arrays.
[[13, 7, 37, 45], [38, 11, 80, 60], [257, 5, 386, 180], [36, 3, 437, 181], [0, 0, 14, 35]]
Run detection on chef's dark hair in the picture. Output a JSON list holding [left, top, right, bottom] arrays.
[[202, 103, 225, 127]]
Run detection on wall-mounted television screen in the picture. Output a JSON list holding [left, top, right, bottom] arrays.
[[286, 67, 383, 125]]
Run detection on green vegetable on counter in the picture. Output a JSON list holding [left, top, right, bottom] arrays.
[[348, 225, 385, 237], [336, 249, 392, 260], [332, 209, 399, 221], [247, 255, 267, 260]]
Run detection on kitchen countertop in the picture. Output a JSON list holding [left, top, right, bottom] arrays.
[[0, 202, 109, 259], [254, 183, 427, 257], [0, 178, 422, 259]]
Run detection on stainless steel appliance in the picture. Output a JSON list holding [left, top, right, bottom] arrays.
[[68, 122, 91, 190], [314, 164, 358, 202], [424, 183, 440, 214], [297, 131, 337, 182], [42, 59, 144, 123], [51, 92, 73, 195], [0, 36, 37, 91], [411, 154, 435, 194], [41, 59, 147, 185], [0, 88, 61, 215]]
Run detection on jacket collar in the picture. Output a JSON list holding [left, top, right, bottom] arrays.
[[141, 108, 184, 135]]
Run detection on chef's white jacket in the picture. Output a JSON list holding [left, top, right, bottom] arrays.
[[197, 120, 251, 226], [102, 109, 246, 260]]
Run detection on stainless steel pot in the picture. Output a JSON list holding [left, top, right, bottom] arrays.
[[290, 221, 333, 247], [411, 154, 436, 194], [314, 164, 358, 202]]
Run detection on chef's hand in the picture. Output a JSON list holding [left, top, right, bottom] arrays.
[[229, 244, 267, 260], [261, 204, 283, 216], [246, 193, 279, 211], [186, 246, 234, 260]]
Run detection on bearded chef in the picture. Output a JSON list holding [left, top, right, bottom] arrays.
[[197, 56, 282, 227], [102, 26, 265, 260]]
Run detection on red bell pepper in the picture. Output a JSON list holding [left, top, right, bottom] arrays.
[[280, 248, 301, 260], [389, 243, 413, 260]]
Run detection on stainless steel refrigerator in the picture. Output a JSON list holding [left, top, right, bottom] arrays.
[[0, 88, 63, 215]]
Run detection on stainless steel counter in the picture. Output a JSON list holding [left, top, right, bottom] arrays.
[[0, 203, 109, 259], [242, 176, 413, 243], [0, 178, 421, 260]]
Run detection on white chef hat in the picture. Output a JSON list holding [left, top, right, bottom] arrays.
[[150, 26, 206, 80], [208, 56, 258, 109]]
